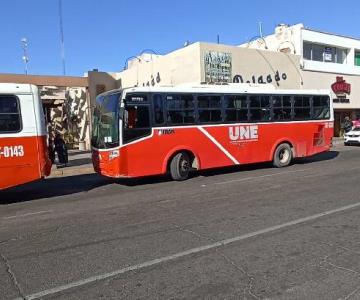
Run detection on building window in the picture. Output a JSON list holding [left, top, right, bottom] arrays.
[[355, 51, 360, 66], [303, 42, 348, 64], [0, 95, 22, 133]]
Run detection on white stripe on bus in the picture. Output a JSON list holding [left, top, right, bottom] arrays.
[[198, 127, 239, 165]]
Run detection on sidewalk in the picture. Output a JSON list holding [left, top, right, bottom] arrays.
[[332, 136, 344, 146], [49, 150, 94, 178]]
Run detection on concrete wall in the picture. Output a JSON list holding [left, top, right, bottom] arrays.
[[199, 42, 302, 89], [87, 71, 118, 108], [115, 43, 202, 88], [301, 71, 360, 109]]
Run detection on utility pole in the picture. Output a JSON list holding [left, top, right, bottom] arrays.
[[59, 0, 66, 75], [21, 38, 29, 75]]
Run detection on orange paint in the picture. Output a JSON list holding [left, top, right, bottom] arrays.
[[92, 121, 333, 179], [0, 135, 51, 190]]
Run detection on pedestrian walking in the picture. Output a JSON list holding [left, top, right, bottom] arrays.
[[54, 133, 68, 166]]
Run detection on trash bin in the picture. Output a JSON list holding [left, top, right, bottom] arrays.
[[79, 141, 86, 151]]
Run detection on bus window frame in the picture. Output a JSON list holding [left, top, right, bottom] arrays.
[[196, 94, 223, 125], [164, 93, 196, 126], [149, 92, 331, 129], [151, 93, 166, 127], [0, 94, 23, 134], [223, 94, 249, 123], [123, 92, 152, 145]]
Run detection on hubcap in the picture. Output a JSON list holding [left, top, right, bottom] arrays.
[[279, 149, 290, 164], [180, 159, 189, 173]]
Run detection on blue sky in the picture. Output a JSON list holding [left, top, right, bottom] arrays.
[[1, 0, 359, 76]]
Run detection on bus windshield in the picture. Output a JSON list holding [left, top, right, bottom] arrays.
[[91, 92, 121, 149]]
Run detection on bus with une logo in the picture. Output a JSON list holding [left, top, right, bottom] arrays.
[[0, 84, 52, 190], [91, 84, 333, 181]]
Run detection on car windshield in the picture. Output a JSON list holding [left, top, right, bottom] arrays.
[[91, 92, 121, 149]]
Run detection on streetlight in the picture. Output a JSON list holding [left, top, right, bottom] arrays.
[[21, 38, 29, 75]]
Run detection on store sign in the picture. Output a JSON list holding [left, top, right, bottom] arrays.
[[233, 70, 287, 85], [204, 51, 232, 83], [331, 76, 351, 95]]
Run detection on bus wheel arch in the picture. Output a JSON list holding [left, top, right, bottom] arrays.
[[164, 149, 199, 181], [272, 141, 294, 168]]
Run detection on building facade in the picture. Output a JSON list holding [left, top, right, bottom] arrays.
[[0, 73, 91, 149], [241, 23, 360, 135], [86, 24, 360, 137]]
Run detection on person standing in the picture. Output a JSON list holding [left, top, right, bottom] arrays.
[[54, 133, 68, 166], [343, 116, 353, 134]]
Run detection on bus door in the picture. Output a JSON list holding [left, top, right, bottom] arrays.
[[0, 93, 42, 190], [123, 93, 151, 145], [122, 93, 152, 174]]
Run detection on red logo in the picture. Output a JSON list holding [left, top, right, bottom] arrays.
[[331, 76, 351, 95]]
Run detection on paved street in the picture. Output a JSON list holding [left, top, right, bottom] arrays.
[[1, 143, 360, 300]]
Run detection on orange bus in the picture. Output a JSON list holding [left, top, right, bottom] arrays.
[[91, 84, 333, 181], [0, 84, 52, 190]]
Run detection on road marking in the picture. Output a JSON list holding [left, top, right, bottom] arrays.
[[214, 168, 309, 185], [4, 210, 52, 220], [17, 201, 360, 300]]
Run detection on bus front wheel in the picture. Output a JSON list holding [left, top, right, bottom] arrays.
[[273, 143, 292, 168], [170, 152, 190, 181]]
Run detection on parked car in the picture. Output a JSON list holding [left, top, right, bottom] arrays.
[[344, 127, 360, 145]]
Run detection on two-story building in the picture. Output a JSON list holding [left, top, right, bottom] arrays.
[[242, 23, 360, 135]]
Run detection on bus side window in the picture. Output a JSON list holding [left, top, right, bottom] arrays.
[[249, 95, 271, 122], [224, 95, 248, 122], [0, 95, 22, 133], [166, 94, 195, 125], [312, 95, 330, 120], [294, 96, 311, 120], [123, 105, 151, 144], [273, 95, 291, 121], [197, 95, 222, 124], [153, 94, 164, 125]]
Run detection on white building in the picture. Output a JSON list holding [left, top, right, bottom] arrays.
[[240, 23, 360, 135], [240, 23, 360, 75]]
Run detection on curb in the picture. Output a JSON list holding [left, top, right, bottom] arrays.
[[332, 138, 344, 146], [49, 166, 95, 178]]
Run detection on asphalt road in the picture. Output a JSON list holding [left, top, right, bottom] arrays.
[[1, 144, 360, 300]]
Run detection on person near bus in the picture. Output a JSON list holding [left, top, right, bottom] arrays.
[[54, 133, 68, 166], [343, 116, 353, 134], [48, 136, 55, 164]]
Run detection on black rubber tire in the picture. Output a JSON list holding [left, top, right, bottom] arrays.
[[273, 143, 292, 168], [170, 152, 190, 181]]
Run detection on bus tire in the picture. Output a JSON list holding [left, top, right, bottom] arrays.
[[170, 152, 190, 181], [273, 143, 292, 168]]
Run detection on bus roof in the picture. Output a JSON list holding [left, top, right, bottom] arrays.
[[102, 83, 331, 97], [0, 83, 38, 94]]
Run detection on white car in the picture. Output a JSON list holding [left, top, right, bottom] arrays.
[[344, 127, 360, 145]]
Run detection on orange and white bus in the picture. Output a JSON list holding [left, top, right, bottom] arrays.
[[91, 84, 333, 181], [0, 83, 52, 190]]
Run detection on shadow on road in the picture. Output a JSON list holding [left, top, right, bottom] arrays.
[[0, 174, 113, 205], [295, 150, 339, 164], [117, 150, 340, 186], [0, 151, 340, 202]]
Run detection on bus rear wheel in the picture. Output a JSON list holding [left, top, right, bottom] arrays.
[[170, 152, 190, 181], [273, 143, 292, 168]]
